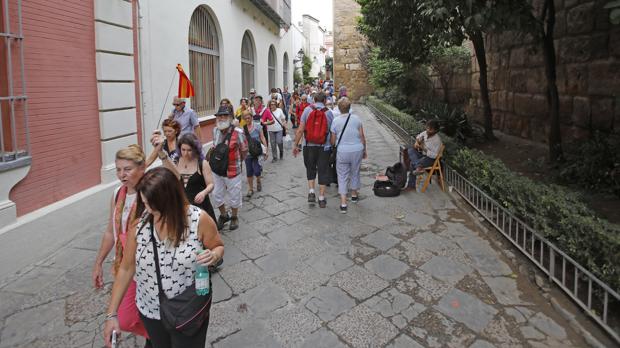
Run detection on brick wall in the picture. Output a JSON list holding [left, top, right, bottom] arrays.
[[437, 0, 620, 143], [333, 0, 373, 101], [9, 0, 101, 215]]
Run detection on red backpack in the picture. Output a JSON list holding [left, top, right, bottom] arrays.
[[304, 106, 329, 144]]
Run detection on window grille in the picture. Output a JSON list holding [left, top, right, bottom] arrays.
[[268, 45, 276, 91], [188, 6, 219, 116], [241, 31, 255, 98], [0, 0, 29, 168]]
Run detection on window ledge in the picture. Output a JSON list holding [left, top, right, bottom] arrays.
[[0, 156, 32, 173]]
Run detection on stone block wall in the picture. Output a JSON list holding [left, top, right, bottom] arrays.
[[333, 0, 373, 101], [437, 0, 620, 143], [430, 68, 472, 106]]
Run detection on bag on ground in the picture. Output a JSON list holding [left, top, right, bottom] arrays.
[[373, 180, 401, 197], [385, 162, 407, 189]]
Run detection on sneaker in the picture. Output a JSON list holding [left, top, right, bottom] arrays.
[[216, 214, 230, 230], [319, 199, 327, 208], [229, 216, 239, 230], [308, 192, 316, 203], [272, 158, 278, 163], [351, 196, 359, 203], [340, 205, 347, 214]]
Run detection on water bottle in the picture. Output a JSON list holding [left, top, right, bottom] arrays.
[[195, 250, 210, 296]]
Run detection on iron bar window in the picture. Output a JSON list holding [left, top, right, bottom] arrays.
[[188, 6, 219, 116], [0, 0, 29, 168]]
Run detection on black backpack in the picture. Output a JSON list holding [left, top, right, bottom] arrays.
[[209, 127, 233, 177], [243, 125, 263, 158]]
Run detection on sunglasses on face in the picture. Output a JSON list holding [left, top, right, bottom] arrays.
[[172, 103, 181, 106]]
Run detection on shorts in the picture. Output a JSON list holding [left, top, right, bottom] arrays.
[[303, 145, 331, 185], [212, 173, 243, 209], [245, 157, 262, 178]]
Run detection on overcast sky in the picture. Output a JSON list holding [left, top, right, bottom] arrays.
[[291, 0, 333, 31]]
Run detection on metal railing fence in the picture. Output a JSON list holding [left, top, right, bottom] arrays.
[[445, 165, 619, 344], [365, 101, 620, 344]]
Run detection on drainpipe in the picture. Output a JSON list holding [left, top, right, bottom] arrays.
[[135, 0, 147, 148]]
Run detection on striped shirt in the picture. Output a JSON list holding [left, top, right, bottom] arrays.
[[212, 127, 248, 178]]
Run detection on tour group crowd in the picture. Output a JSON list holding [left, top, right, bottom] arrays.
[[94, 80, 443, 347]]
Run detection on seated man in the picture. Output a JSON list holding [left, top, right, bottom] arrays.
[[407, 119, 442, 188]]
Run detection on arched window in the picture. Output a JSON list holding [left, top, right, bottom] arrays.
[[268, 45, 276, 91], [188, 6, 220, 115], [283, 53, 289, 88], [241, 32, 255, 98]]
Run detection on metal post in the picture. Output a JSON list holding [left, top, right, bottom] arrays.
[[574, 268, 578, 297], [549, 248, 555, 279]]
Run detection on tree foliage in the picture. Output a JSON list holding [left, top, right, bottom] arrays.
[[367, 48, 404, 89], [301, 52, 312, 80], [428, 45, 471, 103], [325, 56, 333, 76], [367, 47, 432, 109], [293, 69, 302, 85], [356, 0, 459, 65], [357, 0, 533, 139]]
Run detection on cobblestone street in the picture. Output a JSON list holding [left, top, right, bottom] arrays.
[[0, 105, 593, 347]]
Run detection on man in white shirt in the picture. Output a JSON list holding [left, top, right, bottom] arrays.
[[406, 119, 442, 188]]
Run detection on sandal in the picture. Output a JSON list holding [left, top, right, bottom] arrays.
[[246, 190, 254, 198], [257, 182, 262, 192]]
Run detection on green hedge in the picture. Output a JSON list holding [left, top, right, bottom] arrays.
[[367, 96, 620, 291], [367, 96, 461, 157]]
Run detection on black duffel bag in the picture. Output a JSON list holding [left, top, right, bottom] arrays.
[[373, 180, 401, 197]]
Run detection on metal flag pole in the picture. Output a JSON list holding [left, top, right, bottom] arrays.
[[156, 68, 178, 129]]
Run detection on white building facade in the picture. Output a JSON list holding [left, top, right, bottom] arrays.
[[302, 14, 326, 78], [138, 0, 295, 143]]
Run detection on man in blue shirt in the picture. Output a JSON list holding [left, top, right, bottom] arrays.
[[292, 92, 334, 208], [168, 96, 202, 138]]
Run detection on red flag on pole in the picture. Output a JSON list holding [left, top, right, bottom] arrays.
[[177, 64, 195, 98]]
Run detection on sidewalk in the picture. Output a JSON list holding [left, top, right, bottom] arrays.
[[0, 105, 592, 347]]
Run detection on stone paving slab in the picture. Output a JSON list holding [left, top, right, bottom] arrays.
[[0, 104, 594, 348]]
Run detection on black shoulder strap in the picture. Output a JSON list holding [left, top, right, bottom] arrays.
[[336, 113, 351, 148], [243, 124, 251, 138], [149, 216, 165, 295], [272, 111, 284, 128], [224, 126, 234, 143]]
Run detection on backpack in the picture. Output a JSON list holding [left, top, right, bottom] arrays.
[[304, 106, 329, 144], [243, 125, 263, 158], [209, 127, 233, 177], [385, 162, 408, 189]]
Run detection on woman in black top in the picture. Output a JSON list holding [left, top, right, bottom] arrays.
[[154, 133, 217, 224]]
